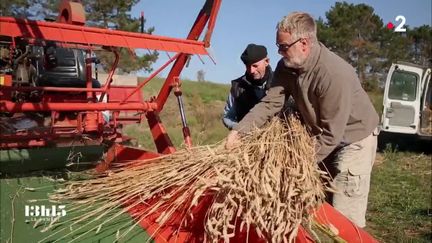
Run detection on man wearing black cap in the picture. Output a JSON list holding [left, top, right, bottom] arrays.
[[226, 12, 379, 228], [222, 44, 273, 129]]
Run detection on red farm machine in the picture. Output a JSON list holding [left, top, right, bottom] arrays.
[[0, 1, 378, 242]]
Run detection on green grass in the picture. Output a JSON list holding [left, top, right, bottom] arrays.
[[368, 90, 384, 116], [127, 77, 230, 150], [138, 77, 229, 103], [367, 145, 431, 242]]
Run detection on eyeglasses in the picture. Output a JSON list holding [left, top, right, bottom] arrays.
[[276, 38, 302, 52]]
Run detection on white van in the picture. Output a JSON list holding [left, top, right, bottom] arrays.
[[381, 62, 431, 139]]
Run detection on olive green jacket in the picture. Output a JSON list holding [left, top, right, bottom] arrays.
[[233, 43, 379, 161]]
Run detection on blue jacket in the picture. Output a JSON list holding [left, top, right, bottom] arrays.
[[222, 66, 273, 129]]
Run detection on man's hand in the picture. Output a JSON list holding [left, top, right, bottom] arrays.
[[225, 130, 241, 149]]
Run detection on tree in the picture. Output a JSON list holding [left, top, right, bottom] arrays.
[[376, 27, 412, 72], [316, 1, 432, 89], [0, 0, 57, 19], [1, 0, 158, 73], [317, 2, 383, 84], [83, 0, 158, 73], [197, 69, 205, 82], [408, 25, 432, 66]]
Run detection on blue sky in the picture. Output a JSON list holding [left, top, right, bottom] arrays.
[[132, 0, 431, 84]]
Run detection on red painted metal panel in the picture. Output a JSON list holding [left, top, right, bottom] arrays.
[[313, 203, 378, 242], [123, 200, 376, 243], [0, 140, 46, 148], [107, 86, 143, 103], [146, 111, 176, 154], [57, 0, 85, 25], [0, 86, 105, 92], [95, 144, 161, 172], [0, 101, 157, 112], [0, 17, 209, 55]]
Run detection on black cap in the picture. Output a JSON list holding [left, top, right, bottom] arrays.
[[240, 44, 267, 65]]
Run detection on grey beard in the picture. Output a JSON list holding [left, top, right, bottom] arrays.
[[283, 57, 305, 69]]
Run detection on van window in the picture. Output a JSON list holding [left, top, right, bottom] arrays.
[[388, 70, 418, 101]]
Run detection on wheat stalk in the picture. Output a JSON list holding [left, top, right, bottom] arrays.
[[41, 116, 326, 243]]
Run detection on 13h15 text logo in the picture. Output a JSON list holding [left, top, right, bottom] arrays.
[[25, 205, 66, 217]]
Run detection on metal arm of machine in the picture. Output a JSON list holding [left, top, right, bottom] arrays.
[[0, 17, 208, 55], [155, 0, 221, 112]]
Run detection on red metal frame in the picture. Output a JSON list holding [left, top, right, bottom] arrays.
[[0, 18, 208, 55], [156, 0, 221, 112], [0, 0, 379, 241], [0, 0, 221, 150]]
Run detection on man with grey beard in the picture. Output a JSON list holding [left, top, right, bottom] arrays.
[[225, 12, 379, 228]]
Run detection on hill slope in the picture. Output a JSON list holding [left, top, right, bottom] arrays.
[[124, 78, 230, 150]]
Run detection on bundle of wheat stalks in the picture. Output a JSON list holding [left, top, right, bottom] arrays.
[[43, 116, 327, 243]]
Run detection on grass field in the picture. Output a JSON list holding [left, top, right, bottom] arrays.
[[368, 141, 431, 242], [123, 77, 230, 150]]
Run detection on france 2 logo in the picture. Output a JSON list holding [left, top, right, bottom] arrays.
[[387, 15, 407, 33]]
